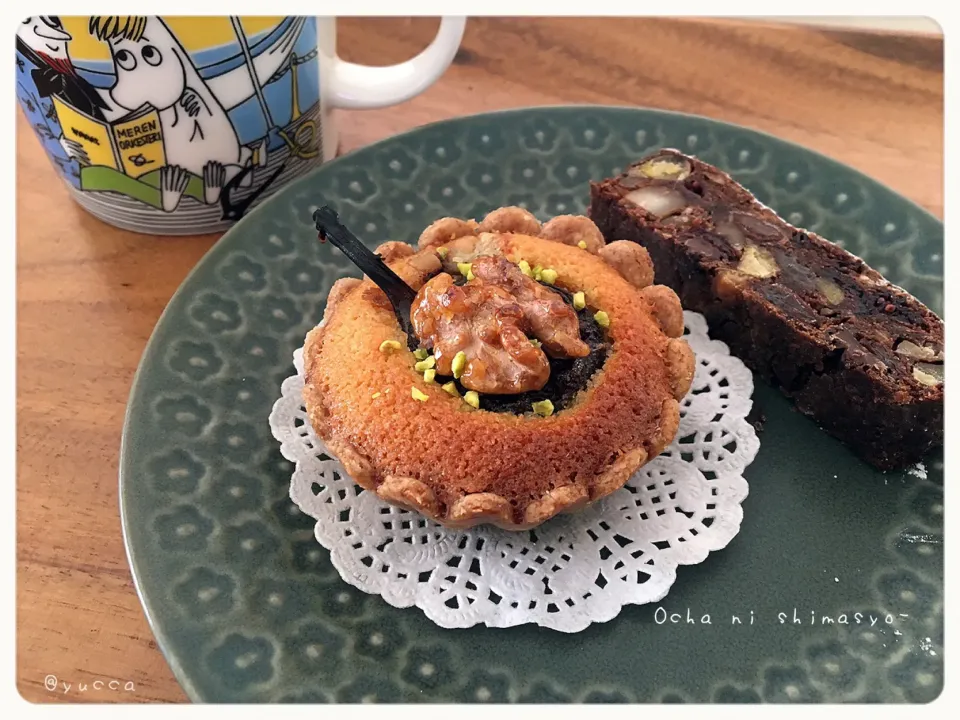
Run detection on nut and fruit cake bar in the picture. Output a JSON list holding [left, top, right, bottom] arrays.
[[589, 149, 943, 470]]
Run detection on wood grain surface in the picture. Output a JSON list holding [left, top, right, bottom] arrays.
[[16, 17, 942, 703]]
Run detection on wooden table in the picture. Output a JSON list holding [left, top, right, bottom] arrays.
[[17, 17, 942, 703]]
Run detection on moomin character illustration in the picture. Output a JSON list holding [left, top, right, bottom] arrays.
[[88, 15, 306, 212], [16, 16, 114, 164], [17, 15, 321, 230]]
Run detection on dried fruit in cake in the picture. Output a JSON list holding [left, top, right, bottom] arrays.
[[590, 148, 943, 470]]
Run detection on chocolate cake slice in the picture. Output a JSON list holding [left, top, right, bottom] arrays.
[[589, 149, 943, 470]]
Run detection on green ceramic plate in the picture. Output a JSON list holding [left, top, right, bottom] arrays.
[[120, 106, 943, 703]]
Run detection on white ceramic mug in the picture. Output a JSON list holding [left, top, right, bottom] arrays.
[[16, 16, 466, 234]]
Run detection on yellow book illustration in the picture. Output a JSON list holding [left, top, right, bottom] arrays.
[[52, 96, 166, 178]]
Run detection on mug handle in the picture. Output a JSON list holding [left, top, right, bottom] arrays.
[[327, 17, 466, 109]]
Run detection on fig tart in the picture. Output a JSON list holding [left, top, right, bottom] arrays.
[[303, 206, 695, 530]]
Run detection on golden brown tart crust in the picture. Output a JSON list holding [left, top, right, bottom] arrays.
[[302, 208, 694, 530]]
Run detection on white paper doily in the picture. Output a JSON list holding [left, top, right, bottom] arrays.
[[269, 311, 759, 633]]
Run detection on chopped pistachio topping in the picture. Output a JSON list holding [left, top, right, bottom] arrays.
[[594, 310, 610, 328], [379, 339, 403, 353], [573, 291, 586, 310], [437, 247, 448, 258], [540, 268, 558, 285], [423, 368, 436, 384], [577, 240, 588, 250], [530, 338, 542, 348], [414, 356, 437, 372], [531, 399, 555, 417], [464, 390, 480, 409], [457, 262, 475, 281], [441, 381, 459, 397], [411, 386, 429, 402], [518, 260, 533, 277], [452, 351, 467, 379], [371, 392, 381, 399], [413, 348, 429, 360]]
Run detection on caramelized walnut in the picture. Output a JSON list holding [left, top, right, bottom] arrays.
[[470, 256, 589, 358], [411, 271, 550, 394], [411, 257, 589, 395]]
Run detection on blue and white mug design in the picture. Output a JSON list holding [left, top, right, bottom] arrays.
[[16, 16, 465, 234]]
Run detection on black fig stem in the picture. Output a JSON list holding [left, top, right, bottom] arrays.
[[313, 206, 417, 342]]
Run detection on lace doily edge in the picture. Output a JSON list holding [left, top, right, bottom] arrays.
[[286, 458, 751, 632], [307, 501, 750, 632], [268, 309, 759, 633]]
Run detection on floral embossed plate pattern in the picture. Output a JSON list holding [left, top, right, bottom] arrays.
[[120, 106, 943, 703]]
